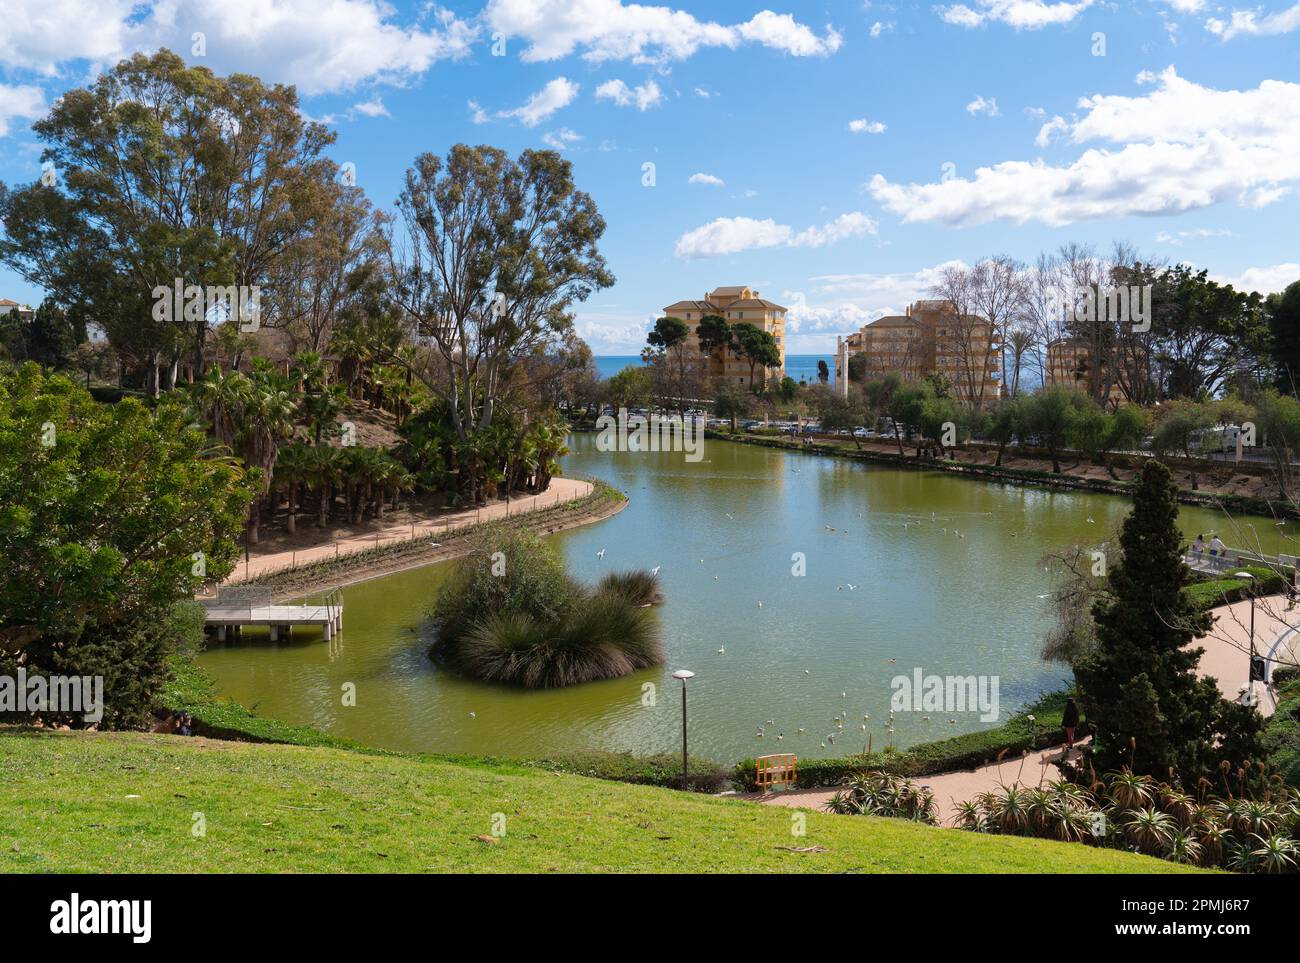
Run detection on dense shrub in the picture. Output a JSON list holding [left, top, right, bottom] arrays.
[[429, 524, 665, 687], [0, 364, 255, 728], [950, 767, 1298, 873], [1265, 677, 1300, 788]]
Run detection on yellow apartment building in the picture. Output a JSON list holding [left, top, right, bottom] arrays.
[[662, 285, 787, 388], [1046, 338, 1127, 407], [838, 300, 1002, 406]]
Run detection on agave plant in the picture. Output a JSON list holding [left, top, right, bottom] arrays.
[[1106, 769, 1154, 809], [1045, 801, 1094, 843], [1235, 800, 1280, 837], [1159, 788, 1196, 828], [824, 790, 864, 816], [952, 799, 989, 832], [1164, 829, 1203, 865], [991, 784, 1032, 835], [1197, 820, 1229, 868], [1124, 807, 1176, 855], [829, 772, 937, 824], [1249, 833, 1299, 875]]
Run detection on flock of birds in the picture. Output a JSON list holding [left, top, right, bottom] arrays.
[[577, 504, 1110, 752]]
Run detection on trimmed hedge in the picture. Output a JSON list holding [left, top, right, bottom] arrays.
[[517, 750, 729, 793], [1183, 565, 1289, 612], [734, 690, 1081, 791]]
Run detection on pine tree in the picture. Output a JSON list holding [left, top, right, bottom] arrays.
[[1074, 459, 1261, 779]]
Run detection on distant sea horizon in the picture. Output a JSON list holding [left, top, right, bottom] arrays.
[[595, 353, 836, 385]]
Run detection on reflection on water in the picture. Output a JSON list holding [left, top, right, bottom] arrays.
[[197, 436, 1299, 763]]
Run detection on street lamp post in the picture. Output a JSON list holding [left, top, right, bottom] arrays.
[[671, 669, 695, 785]]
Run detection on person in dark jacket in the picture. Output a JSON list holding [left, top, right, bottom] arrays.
[[1061, 698, 1080, 750]]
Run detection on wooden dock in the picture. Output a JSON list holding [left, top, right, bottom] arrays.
[[200, 588, 343, 641]]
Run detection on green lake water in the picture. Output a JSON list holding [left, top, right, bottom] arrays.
[[197, 436, 1299, 764]]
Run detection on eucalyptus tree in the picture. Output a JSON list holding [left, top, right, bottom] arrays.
[[387, 145, 613, 503], [0, 49, 339, 393]]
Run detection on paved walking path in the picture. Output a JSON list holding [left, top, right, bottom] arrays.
[[750, 596, 1297, 823], [225, 477, 592, 583], [749, 744, 1084, 826], [1193, 594, 1297, 717]]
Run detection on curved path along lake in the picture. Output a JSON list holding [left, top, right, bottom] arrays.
[[198, 435, 1299, 764]]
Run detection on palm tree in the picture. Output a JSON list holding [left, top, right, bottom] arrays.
[[275, 442, 313, 535], [306, 444, 342, 527], [241, 360, 299, 543]]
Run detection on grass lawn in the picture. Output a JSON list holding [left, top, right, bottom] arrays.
[[0, 729, 1204, 874]]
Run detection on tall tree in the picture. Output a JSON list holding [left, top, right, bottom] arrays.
[[731, 322, 780, 390], [0, 49, 338, 392], [1267, 279, 1300, 394], [645, 315, 693, 412], [387, 145, 613, 502], [1074, 460, 1263, 779]]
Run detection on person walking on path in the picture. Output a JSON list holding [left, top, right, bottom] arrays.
[[1061, 697, 1080, 751]]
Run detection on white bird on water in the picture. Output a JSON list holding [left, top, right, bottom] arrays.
[[717, 646, 726, 655], [757, 601, 763, 608], [651, 565, 661, 576], [596, 548, 606, 559], [846, 583, 857, 591]]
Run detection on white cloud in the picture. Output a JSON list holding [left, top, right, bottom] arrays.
[[1157, 0, 1205, 12], [352, 95, 390, 118], [688, 172, 725, 186], [848, 118, 887, 134], [790, 212, 878, 248], [1207, 3, 1300, 39], [467, 99, 490, 124], [1213, 263, 1300, 295], [966, 95, 1001, 116], [675, 217, 792, 258], [870, 67, 1300, 227], [938, 0, 1095, 29], [484, 0, 842, 63], [778, 260, 970, 348], [0, 0, 477, 96], [693, 87, 713, 98], [541, 127, 583, 150], [1034, 114, 1069, 146], [0, 0, 136, 73], [498, 77, 580, 127], [0, 84, 46, 137], [1154, 227, 1235, 245], [595, 78, 663, 110], [737, 11, 843, 56], [674, 211, 876, 258], [869, 21, 894, 38]]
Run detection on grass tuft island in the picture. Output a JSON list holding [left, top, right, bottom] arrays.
[[428, 526, 666, 687]]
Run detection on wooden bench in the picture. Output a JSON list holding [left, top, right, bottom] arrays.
[[755, 753, 798, 791]]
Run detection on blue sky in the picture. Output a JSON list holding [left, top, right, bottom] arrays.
[[1, 0, 1298, 353]]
